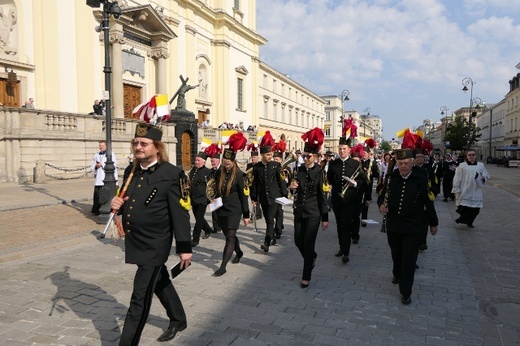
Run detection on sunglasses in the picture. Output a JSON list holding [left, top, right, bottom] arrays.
[[301, 154, 312, 159], [133, 140, 152, 147]]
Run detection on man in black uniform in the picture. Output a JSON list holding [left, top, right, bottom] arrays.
[[327, 137, 366, 264], [377, 149, 438, 305], [272, 146, 289, 244], [246, 148, 262, 223], [360, 143, 380, 229], [412, 148, 436, 252], [209, 145, 222, 234], [251, 131, 287, 252], [189, 152, 212, 246], [111, 123, 192, 344]]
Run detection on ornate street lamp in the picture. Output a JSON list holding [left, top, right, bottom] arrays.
[[87, 0, 122, 222], [440, 106, 449, 155], [340, 89, 350, 118], [462, 77, 476, 151]]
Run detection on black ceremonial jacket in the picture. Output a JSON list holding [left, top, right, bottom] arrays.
[[377, 169, 438, 234], [188, 165, 211, 206], [251, 161, 288, 205], [292, 164, 329, 222], [215, 168, 250, 219], [327, 157, 366, 205], [121, 162, 192, 266]]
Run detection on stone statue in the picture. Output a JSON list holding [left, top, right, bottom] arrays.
[[169, 75, 197, 111], [0, 6, 17, 54]]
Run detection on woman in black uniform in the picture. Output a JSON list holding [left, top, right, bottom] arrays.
[[290, 128, 329, 288], [213, 132, 250, 276]]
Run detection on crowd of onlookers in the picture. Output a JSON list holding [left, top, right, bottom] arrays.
[[199, 119, 257, 132]]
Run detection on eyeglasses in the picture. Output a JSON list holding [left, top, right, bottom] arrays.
[[133, 140, 152, 148], [301, 154, 312, 159]]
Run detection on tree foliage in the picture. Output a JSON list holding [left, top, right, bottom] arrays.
[[378, 140, 392, 153], [444, 115, 481, 151]]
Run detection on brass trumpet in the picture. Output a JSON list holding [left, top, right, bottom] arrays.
[[179, 173, 191, 210], [338, 165, 361, 198]]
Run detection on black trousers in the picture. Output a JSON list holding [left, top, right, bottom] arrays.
[[294, 217, 320, 281], [119, 265, 186, 346], [456, 205, 480, 225], [387, 231, 421, 297], [192, 203, 212, 242], [332, 201, 360, 256], [260, 202, 279, 244], [274, 204, 284, 237]]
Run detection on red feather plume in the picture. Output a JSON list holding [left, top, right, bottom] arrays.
[[364, 138, 377, 149], [247, 142, 259, 152], [301, 127, 324, 151], [203, 143, 222, 157], [421, 139, 434, 152], [401, 129, 417, 150], [342, 118, 358, 138], [260, 131, 275, 148], [228, 132, 247, 152], [351, 144, 365, 157], [273, 140, 287, 153]]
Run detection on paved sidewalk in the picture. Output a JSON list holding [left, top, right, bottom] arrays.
[[0, 164, 518, 345]]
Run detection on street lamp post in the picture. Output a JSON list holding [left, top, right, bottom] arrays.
[[462, 77, 476, 151], [87, 0, 122, 222], [440, 106, 449, 155], [340, 90, 350, 118]]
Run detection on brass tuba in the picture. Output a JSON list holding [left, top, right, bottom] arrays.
[[179, 172, 192, 210], [206, 177, 217, 201], [280, 151, 297, 181]]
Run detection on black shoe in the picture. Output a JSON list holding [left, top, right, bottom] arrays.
[[392, 277, 399, 284], [419, 244, 428, 251], [261, 243, 269, 252], [271, 238, 277, 245], [401, 295, 412, 305], [300, 280, 310, 288], [361, 220, 367, 227], [335, 249, 343, 257], [202, 232, 211, 239], [191, 241, 199, 247], [352, 239, 359, 245], [341, 255, 350, 264], [450, 197, 455, 201], [467, 224, 475, 228], [312, 255, 317, 269], [275, 233, 281, 239], [213, 267, 226, 276], [211, 228, 219, 233], [232, 251, 243, 264], [157, 322, 187, 342], [455, 218, 461, 224], [442, 198, 448, 202]]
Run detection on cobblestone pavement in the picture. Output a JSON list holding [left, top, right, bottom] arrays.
[[0, 164, 519, 345]]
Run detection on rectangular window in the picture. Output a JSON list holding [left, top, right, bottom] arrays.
[[325, 127, 331, 136], [325, 111, 330, 121], [237, 78, 243, 110]]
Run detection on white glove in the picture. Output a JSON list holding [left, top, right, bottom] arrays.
[[346, 177, 357, 188]]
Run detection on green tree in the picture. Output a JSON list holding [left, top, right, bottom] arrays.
[[379, 140, 392, 153], [444, 115, 481, 151]]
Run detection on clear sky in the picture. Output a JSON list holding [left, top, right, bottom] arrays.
[[256, 0, 520, 141]]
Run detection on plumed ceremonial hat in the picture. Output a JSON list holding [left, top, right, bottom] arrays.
[[301, 127, 324, 154], [134, 122, 163, 141], [339, 118, 357, 146], [223, 132, 247, 161], [259, 131, 275, 154]]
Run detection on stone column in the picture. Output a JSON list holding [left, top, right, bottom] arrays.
[[109, 23, 125, 119], [150, 42, 169, 94]]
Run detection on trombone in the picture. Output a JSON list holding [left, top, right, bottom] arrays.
[[338, 165, 361, 198]]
